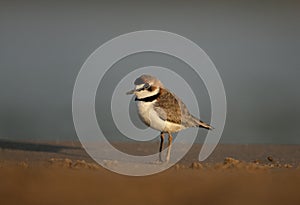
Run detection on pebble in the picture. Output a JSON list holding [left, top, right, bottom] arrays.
[[190, 162, 203, 169], [267, 156, 274, 162]]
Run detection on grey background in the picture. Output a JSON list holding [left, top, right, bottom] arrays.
[[0, 0, 299, 143]]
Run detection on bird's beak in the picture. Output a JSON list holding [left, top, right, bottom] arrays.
[[126, 89, 135, 95]]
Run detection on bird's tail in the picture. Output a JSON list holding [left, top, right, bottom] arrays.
[[191, 115, 213, 130], [198, 120, 213, 130]]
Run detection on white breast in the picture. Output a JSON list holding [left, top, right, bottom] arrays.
[[137, 101, 184, 133], [137, 101, 157, 127]]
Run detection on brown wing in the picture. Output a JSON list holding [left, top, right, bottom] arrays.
[[153, 88, 192, 125], [153, 88, 213, 129]]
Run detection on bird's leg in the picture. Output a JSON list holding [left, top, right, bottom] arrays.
[[166, 132, 173, 162], [159, 132, 165, 162]]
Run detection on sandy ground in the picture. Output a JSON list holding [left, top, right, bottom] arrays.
[[0, 139, 300, 205]]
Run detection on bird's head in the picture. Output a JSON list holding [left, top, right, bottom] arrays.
[[126, 74, 163, 99]]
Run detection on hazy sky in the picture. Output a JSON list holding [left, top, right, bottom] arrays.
[[0, 0, 299, 143]]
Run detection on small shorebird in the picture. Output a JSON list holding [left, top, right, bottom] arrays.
[[127, 74, 212, 162]]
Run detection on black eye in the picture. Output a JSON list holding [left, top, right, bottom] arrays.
[[144, 83, 150, 89]]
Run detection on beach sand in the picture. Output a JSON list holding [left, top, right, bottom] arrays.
[[0, 139, 300, 205]]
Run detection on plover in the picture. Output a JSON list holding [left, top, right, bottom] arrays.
[[127, 74, 212, 162]]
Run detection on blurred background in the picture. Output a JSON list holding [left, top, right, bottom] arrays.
[[0, 0, 299, 143]]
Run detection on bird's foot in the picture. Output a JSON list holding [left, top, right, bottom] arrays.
[[151, 159, 165, 165]]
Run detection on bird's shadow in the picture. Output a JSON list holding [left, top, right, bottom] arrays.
[[0, 139, 81, 154]]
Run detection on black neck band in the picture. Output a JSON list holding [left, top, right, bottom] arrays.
[[135, 92, 160, 102]]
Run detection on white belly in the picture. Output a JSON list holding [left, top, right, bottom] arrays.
[[137, 101, 184, 133]]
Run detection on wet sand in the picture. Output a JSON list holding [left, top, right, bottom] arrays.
[[0, 139, 300, 205]]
